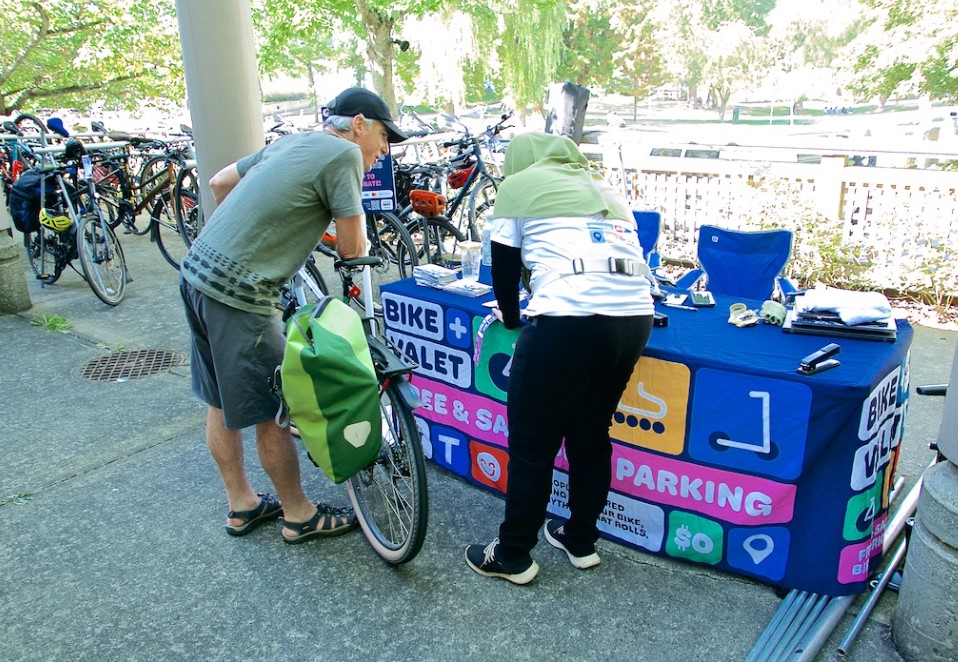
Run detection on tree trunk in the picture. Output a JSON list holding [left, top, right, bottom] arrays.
[[354, 0, 397, 115], [306, 63, 319, 125]]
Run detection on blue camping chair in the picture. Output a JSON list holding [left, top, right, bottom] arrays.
[[673, 225, 798, 301], [632, 209, 662, 270]]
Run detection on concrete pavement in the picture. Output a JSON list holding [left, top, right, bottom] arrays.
[[1, 229, 953, 662]]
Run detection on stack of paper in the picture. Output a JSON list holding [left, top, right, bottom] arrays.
[[413, 264, 459, 289], [443, 280, 492, 297]]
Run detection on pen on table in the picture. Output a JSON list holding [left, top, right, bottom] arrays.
[[662, 303, 698, 311]]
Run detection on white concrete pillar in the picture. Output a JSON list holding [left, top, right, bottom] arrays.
[[174, 0, 263, 219], [0, 202, 31, 313], [894, 340, 958, 660]]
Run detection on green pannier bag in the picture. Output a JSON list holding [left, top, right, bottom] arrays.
[[276, 297, 382, 484]]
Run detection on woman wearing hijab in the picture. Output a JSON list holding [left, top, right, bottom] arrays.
[[465, 132, 655, 584]]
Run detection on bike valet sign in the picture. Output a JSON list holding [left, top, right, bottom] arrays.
[[361, 152, 398, 214], [378, 278, 913, 596]]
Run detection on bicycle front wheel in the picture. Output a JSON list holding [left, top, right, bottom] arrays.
[[347, 379, 428, 564], [77, 213, 126, 305]]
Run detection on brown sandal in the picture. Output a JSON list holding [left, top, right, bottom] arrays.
[[281, 502, 358, 544]]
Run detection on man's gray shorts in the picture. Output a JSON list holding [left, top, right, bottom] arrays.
[[180, 276, 284, 430]]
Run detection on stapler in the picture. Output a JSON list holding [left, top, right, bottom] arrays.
[[797, 343, 841, 375]]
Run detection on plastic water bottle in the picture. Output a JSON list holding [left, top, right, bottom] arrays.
[[481, 225, 492, 266]]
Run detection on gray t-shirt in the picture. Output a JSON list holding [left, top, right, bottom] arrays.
[[181, 131, 364, 314]]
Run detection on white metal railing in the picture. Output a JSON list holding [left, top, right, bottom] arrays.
[[600, 139, 958, 291]]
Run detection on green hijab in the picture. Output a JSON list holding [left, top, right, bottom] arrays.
[[492, 131, 631, 221]]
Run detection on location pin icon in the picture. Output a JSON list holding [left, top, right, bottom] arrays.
[[743, 534, 774, 564]]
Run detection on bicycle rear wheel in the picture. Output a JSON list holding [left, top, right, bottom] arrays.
[[174, 164, 203, 245], [77, 213, 126, 305], [150, 191, 187, 269], [347, 379, 428, 564], [24, 228, 68, 284], [466, 176, 498, 242], [362, 211, 417, 313], [406, 215, 466, 269]]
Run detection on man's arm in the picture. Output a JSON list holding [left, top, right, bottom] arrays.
[[333, 214, 366, 259], [209, 163, 241, 205]]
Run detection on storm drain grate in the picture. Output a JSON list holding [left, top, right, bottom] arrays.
[[81, 349, 187, 382]]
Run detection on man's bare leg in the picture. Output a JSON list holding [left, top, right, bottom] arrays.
[[255, 419, 317, 528], [205, 406, 261, 527]]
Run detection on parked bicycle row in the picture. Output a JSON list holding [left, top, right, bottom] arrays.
[[3, 114, 204, 306]]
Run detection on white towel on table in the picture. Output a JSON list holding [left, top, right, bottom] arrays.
[[794, 288, 893, 325]]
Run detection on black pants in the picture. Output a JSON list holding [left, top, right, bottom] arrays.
[[497, 314, 654, 560]]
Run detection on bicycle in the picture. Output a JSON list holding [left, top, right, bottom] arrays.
[[396, 112, 511, 268], [315, 211, 418, 312], [283, 254, 428, 564], [93, 133, 197, 268], [22, 140, 128, 305]]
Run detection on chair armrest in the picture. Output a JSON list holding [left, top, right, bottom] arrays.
[[777, 276, 801, 303], [673, 268, 704, 291]]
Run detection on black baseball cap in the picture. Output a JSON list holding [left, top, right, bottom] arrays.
[[324, 87, 408, 143]]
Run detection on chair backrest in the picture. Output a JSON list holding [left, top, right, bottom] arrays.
[[696, 225, 793, 300], [632, 210, 661, 269]]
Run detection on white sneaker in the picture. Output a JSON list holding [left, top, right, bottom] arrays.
[[544, 520, 601, 569]]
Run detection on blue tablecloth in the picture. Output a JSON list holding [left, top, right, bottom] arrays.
[[381, 276, 913, 596]]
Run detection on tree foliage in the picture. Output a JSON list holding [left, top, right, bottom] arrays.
[[608, 0, 666, 116], [0, 0, 183, 115], [843, 0, 958, 104], [497, 0, 567, 114], [557, 1, 620, 89]]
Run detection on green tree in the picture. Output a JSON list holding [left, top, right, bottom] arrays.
[[653, 0, 709, 107], [497, 0, 567, 117], [254, 0, 447, 115], [921, 35, 958, 101], [0, 0, 183, 115], [253, 0, 337, 123], [558, 0, 620, 89], [844, 0, 957, 104], [608, 1, 666, 118], [705, 21, 769, 119], [701, 0, 775, 35]]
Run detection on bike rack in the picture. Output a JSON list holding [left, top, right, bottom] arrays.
[[745, 457, 933, 661]]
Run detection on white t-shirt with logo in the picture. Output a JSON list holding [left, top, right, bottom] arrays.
[[490, 214, 655, 318]]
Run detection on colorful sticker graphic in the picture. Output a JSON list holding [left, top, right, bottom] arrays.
[[727, 526, 790, 581], [612, 356, 690, 456], [612, 445, 796, 525], [472, 317, 521, 401], [842, 468, 885, 542], [688, 368, 812, 480], [444, 307, 474, 350], [381, 292, 443, 340], [411, 376, 509, 448], [666, 511, 724, 565], [548, 470, 666, 552], [386, 330, 472, 389], [426, 420, 470, 478], [837, 513, 887, 584], [470, 440, 509, 493]]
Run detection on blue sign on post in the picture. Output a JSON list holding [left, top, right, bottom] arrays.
[[362, 152, 397, 214]]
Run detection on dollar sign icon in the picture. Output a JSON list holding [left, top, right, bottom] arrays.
[[674, 524, 691, 550]]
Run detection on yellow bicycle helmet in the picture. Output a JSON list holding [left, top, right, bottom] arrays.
[[39, 208, 72, 232]]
